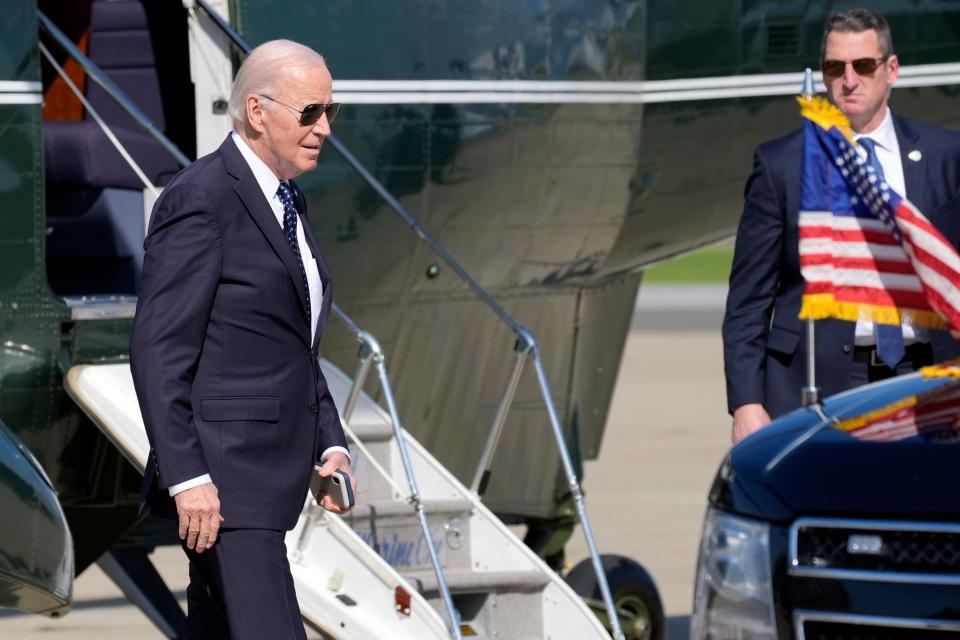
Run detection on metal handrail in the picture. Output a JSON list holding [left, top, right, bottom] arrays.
[[330, 305, 462, 640], [328, 128, 629, 640], [188, 5, 624, 638], [38, 10, 191, 169]]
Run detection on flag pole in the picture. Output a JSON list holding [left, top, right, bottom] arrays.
[[800, 68, 821, 408], [768, 68, 840, 473]]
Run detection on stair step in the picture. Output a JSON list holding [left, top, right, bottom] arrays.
[[349, 498, 472, 518], [346, 417, 395, 443], [402, 569, 550, 595]]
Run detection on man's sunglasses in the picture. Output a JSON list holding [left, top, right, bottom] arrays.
[[820, 57, 888, 78], [259, 94, 340, 126]]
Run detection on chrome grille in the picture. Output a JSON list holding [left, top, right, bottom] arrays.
[[803, 620, 960, 639], [796, 611, 960, 640], [790, 518, 960, 584]]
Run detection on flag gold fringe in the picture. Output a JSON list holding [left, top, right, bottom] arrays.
[[799, 294, 948, 330], [836, 396, 917, 433], [920, 359, 960, 378], [796, 95, 854, 143]]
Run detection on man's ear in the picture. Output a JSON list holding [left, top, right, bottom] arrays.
[[246, 94, 266, 133], [886, 54, 900, 87]]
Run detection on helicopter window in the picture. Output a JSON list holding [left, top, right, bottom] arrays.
[[39, 0, 194, 297]]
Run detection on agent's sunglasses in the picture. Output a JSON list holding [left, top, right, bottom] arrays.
[[820, 57, 888, 78], [258, 94, 340, 126]]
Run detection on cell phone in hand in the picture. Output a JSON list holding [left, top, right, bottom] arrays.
[[311, 469, 355, 510]]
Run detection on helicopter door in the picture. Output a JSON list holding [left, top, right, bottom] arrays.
[[40, 0, 194, 298]]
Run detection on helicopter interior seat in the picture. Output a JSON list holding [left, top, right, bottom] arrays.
[[43, 0, 193, 297]]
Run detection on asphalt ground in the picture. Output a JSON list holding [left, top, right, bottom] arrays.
[[0, 285, 731, 639]]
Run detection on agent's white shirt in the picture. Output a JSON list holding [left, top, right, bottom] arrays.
[[167, 132, 348, 497], [851, 108, 926, 346]]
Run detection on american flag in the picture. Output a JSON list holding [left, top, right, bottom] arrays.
[[797, 96, 960, 339]]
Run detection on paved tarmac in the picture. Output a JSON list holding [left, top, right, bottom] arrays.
[[0, 285, 730, 639], [566, 284, 730, 639]]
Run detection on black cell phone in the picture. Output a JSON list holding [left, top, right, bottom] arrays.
[[311, 469, 355, 510]]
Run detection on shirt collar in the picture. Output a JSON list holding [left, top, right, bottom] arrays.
[[854, 107, 897, 152], [230, 130, 282, 202]]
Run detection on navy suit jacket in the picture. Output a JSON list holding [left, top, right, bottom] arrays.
[[723, 113, 960, 418], [130, 135, 348, 530]]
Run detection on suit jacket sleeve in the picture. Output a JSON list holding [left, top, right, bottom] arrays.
[[130, 183, 222, 489], [316, 382, 349, 461], [722, 145, 785, 413]]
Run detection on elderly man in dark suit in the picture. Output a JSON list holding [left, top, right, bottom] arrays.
[[130, 39, 355, 638], [723, 8, 960, 443]]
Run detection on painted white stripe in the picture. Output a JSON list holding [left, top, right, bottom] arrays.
[[802, 266, 923, 291], [334, 62, 960, 104], [799, 211, 889, 232], [799, 239, 908, 261], [0, 81, 41, 93], [0, 94, 42, 105]]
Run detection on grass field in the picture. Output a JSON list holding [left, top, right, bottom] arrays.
[[642, 244, 734, 284]]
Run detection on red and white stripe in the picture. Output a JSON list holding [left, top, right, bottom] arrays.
[[799, 197, 960, 337]]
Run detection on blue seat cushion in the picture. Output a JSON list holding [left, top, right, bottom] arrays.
[[44, 120, 181, 189]]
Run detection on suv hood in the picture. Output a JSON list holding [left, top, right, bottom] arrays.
[[712, 371, 960, 522]]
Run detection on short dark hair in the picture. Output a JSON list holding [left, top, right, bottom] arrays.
[[821, 9, 894, 60]]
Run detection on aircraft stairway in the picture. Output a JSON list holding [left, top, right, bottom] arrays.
[[65, 359, 609, 639]]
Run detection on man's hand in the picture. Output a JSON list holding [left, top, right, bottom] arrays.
[[174, 482, 224, 553], [732, 403, 771, 444], [315, 452, 358, 514]]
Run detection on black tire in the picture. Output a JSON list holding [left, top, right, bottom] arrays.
[[564, 554, 665, 640]]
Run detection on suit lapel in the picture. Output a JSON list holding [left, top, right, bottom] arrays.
[[219, 136, 311, 331], [893, 114, 926, 211]]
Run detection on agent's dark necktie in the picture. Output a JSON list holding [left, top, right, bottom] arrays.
[[860, 137, 905, 369], [277, 181, 311, 321]]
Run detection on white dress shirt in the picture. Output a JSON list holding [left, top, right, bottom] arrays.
[[167, 132, 349, 497], [851, 108, 927, 346]]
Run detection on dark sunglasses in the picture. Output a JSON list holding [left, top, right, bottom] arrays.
[[258, 94, 340, 126], [820, 57, 888, 78]]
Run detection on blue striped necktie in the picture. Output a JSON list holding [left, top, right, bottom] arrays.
[[277, 182, 311, 320], [860, 137, 905, 369]]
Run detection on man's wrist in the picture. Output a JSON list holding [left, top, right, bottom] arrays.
[[316, 446, 350, 467], [168, 474, 212, 496]]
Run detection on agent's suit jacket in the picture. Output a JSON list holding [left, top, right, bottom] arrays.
[[130, 135, 348, 531], [723, 113, 960, 419]]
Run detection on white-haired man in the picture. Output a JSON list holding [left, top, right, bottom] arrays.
[[131, 39, 356, 638]]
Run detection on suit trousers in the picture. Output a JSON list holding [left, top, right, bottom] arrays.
[[180, 528, 306, 640]]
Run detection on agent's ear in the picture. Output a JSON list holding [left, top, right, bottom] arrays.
[[246, 94, 266, 133], [886, 54, 900, 87]]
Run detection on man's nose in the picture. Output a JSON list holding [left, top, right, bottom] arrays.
[[842, 63, 859, 87], [312, 113, 331, 136]]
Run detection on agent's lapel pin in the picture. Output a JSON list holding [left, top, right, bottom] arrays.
[[908, 149, 922, 162]]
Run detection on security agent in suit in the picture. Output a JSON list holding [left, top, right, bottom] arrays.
[[723, 9, 960, 444], [130, 40, 356, 638]]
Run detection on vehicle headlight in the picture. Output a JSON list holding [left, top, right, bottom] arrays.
[[690, 508, 776, 639]]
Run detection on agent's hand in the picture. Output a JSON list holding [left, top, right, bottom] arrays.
[[732, 403, 771, 444], [315, 452, 358, 514], [174, 482, 224, 553]]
